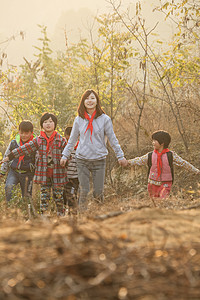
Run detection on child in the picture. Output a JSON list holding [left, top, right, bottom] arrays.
[[60, 89, 127, 211], [63, 126, 79, 214], [127, 130, 200, 199], [3, 113, 67, 215], [0, 120, 35, 202]]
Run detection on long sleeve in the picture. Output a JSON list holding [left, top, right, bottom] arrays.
[[104, 117, 124, 160], [0, 142, 12, 174], [129, 153, 148, 166], [63, 114, 124, 161], [173, 151, 200, 174], [62, 118, 80, 159], [8, 138, 38, 160]]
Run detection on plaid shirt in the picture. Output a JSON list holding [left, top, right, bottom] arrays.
[[8, 132, 68, 186]]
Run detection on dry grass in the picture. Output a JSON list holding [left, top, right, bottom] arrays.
[[0, 189, 200, 300]]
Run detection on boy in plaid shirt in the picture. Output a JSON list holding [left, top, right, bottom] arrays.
[[3, 113, 67, 215]]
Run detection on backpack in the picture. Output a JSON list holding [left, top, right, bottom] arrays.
[[9, 139, 35, 172], [147, 151, 174, 183]]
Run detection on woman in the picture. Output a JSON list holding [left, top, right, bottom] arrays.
[[60, 89, 127, 211]]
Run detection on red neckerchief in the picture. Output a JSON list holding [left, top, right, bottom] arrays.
[[17, 134, 34, 166], [40, 131, 57, 154], [154, 148, 169, 179], [84, 110, 96, 142], [74, 141, 79, 150]]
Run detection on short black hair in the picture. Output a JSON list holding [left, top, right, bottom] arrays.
[[19, 120, 33, 132], [152, 130, 171, 148], [64, 126, 72, 137], [40, 112, 57, 129]]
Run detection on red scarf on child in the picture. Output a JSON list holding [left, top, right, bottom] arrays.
[[154, 148, 169, 179], [40, 131, 57, 154], [17, 134, 34, 166], [84, 110, 96, 142]]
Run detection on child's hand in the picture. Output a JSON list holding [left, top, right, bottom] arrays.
[[2, 157, 9, 163], [60, 158, 68, 167]]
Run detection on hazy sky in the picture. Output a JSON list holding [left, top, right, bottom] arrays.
[[1, 0, 116, 32], [0, 0, 112, 66], [0, 0, 173, 67]]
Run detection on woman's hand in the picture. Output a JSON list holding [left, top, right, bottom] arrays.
[[118, 158, 128, 167], [60, 158, 68, 167]]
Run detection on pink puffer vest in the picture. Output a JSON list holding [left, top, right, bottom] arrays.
[[149, 152, 172, 182]]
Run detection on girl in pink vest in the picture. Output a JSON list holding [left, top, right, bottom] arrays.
[[127, 130, 200, 199]]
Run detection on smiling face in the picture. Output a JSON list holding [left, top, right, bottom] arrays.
[[84, 92, 97, 114], [42, 117, 55, 136]]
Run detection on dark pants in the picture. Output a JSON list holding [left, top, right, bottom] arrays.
[[5, 168, 34, 202], [40, 177, 64, 213], [63, 178, 79, 208]]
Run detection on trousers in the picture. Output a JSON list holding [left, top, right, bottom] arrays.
[[5, 168, 34, 202], [76, 158, 106, 209], [148, 181, 172, 199], [40, 177, 64, 213], [63, 178, 79, 207]]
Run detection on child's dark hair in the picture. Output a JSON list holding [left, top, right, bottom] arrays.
[[152, 130, 171, 148], [19, 120, 33, 132], [64, 126, 72, 137], [40, 112, 57, 129]]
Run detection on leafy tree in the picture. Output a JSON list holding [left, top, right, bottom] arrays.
[[1, 26, 74, 135], [109, 0, 193, 151], [31, 25, 73, 127], [155, 0, 200, 142], [95, 13, 133, 120], [62, 13, 133, 120], [156, 0, 200, 44]]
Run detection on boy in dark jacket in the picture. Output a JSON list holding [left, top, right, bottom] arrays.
[[3, 113, 67, 215], [0, 120, 35, 202]]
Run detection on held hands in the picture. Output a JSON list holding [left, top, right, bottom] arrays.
[[60, 158, 68, 167], [118, 158, 132, 167], [118, 158, 129, 167]]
